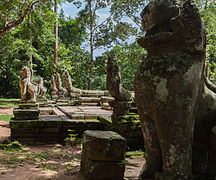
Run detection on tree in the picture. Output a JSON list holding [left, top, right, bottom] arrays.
[[58, 9, 88, 47], [54, 0, 58, 66], [68, 0, 145, 89], [0, 0, 46, 41], [92, 42, 146, 90]]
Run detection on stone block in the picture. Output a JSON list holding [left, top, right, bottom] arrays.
[[79, 97, 100, 103], [18, 103, 39, 109], [10, 115, 62, 129], [80, 152, 125, 180], [12, 108, 40, 120], [82, 130, 126, 161], [100, 96, 114, 104]]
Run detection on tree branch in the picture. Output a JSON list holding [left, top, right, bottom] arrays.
[[93, 13, 113, 33], [0, 0, 43, 38]]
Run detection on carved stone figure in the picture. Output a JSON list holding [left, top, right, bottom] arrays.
[[50, 75, 58, 92], [62, 70, 110, 99], [63, 70, 82, 95], [135, 0, 215, 179], [55, 72, 67, 98], [106, 51, 132, 101], [36, 77, 47, 98], [106, 52, 134, 123], [50, 75, 58, 100], [19, 66, 37, 103]]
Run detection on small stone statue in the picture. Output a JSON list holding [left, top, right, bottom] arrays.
[[50, 75, 58, 99], [50, 75, 58, 92], [19, 66, 38, 103], [63, 70, 82, 95], [36, 77, 47, 98], [56, 72, 67, 98]]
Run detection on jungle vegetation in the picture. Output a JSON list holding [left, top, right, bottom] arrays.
[[0, 0, 215, 98]]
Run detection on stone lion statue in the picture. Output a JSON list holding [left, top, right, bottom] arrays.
[[135, 0, 215, 179], [19, 66, 38, 103], [36, 77, 47, 98]]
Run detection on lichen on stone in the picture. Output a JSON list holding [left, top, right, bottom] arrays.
[[156, 78, 169, 102]]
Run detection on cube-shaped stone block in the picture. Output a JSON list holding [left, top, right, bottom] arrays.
[[12, 108, 40, 120], [82, 130, 126, 161], [80, 154, 125, 180]]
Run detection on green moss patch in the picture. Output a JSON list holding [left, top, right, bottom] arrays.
[[0, 115, 14, 121]]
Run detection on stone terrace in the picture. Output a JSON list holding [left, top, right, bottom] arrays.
[[10, 106, 113, 144]]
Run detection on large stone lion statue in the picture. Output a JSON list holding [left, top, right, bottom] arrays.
[[19, 66, 38, 103], [135, 0, 215, 179]]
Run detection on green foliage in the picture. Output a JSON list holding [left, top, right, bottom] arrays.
[[34, 150, 51, 160], [92, 42, 146, 90], [0, 141, 24, 151], [64, 129, 81, 146], [125, 150, 144, 158], [1, 0, 216, 98], [0, 115, 14, 121], [199, 2, 216, 83], [0, 98, 19, 107], [59, 8, 88, 47]]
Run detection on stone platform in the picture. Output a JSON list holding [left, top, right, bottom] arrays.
[[10, 106, 143, 149], [58, 106, 112, 120], [10, 106, 113, 144]]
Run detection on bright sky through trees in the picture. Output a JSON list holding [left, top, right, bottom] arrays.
[[60, 1, 140, 57]]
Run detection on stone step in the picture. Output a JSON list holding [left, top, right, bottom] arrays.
[[79, 97, 100, 103]]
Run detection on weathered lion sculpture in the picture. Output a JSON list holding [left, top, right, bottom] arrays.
[[36, 77, 47, 98], [135, 0, 215, 179], [19, 66, 37, 103]]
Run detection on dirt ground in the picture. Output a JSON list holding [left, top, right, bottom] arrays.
[[0, 108, 145, 180]]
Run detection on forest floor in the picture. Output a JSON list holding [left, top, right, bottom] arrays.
[[0, 107, 145, 180]]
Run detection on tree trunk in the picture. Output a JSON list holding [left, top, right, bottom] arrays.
[[54, 0, 58, 66], [205, 61, 209, 78], [88, 0, 93, 90], [28, 14, 33, 71]]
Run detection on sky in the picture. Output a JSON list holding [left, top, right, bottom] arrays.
[[59, 2, 140, 57]]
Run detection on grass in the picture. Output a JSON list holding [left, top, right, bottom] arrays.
[[0, 141, 24, 152], [0, 98, 19, 101], [126, 150, 144, 158], [0, 115, 14, 121], [0, 98, 19, 107]]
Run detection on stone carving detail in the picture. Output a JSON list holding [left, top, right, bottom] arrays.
[[36, 77, 47, 98], [19, 66, 37, 103], [106, 51, 132, 101], [135, 0, 215, 179], [50, 75, 58, 99], [63, 70, 82, 95], [55, 72, 67, 98], [106, 52, 134, 123], [62, 70, 110, 99]]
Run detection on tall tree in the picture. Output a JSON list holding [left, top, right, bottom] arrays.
[[68, 0, 145, 89], [88, 0, 94, 90], [58, 9, 88, 47], [54, 0, 58, 66]]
